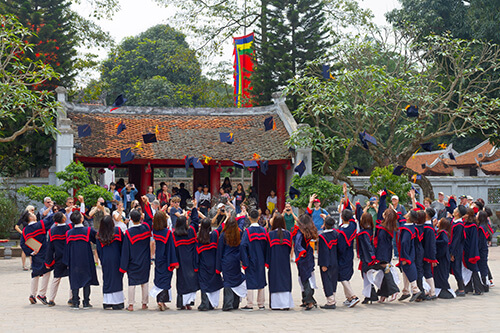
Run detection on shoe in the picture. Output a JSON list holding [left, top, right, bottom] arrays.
[[409, 291, 422, 302], [29, 295, 37, 304], [343, 299, 350, 306], [70, 304, 79, 310], [158, 303, 167, 311], [240, 306, 253, 311], [258, 306, 265, 311], [37, 295, 48, 305], [67, 299, 73, 306], [82, 303, 93, 309], [348, 297, 360, 308], [103, 304, 113, 310], [185, 305, 192, 310], [305, 303, 315, 311], [361, 298, 371, 305], [48, 301, 56, 307], [112, 303, 124, 310], [398, 294, 410, 301], [428, 295, 437, 301], [300, 303, 306, 308], [489, 280, 494, 287], [473, 291, 483, 296], [320, 304, 336, 309], [23, 266, 29, 271], [142, 304, 148, 310], [456, 291, 466, 297], [127, 305, 134, 311]]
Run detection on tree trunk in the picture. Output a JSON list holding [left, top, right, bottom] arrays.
[[416, 174, 435, 201]]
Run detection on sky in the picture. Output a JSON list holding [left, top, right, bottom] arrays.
[[73, 0, 401, 83]]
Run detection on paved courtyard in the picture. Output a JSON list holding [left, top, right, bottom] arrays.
[[1, 247, 499, 332]]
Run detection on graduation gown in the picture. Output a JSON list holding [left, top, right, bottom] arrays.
[[414, 224, 424, 279], [96, 227, 123, 294], [45, 224, 72, 278], [375, 191, 387, 224], [463, 223, 480, 272], [21, 217, 56, 278], [63, 226, 99, 290], [153, 228, 178, 291], [477, 225, 489, 278], [356, 228, 376, 272], [240, 225, 268, 289], [449, 219, 465, 262], [266, 229, 293, 293], [337, 220, 357, 281], [119, 222, 152, 286], [196, 230, 223, 293], [397, 224, 417, 282], [374, 225, 393, 263], [173, 225, 200, 295], [434, 230, 451, 290], [423, 223, 437, 264], [292, 226, 315, 284], [216, 232, 245, 288]]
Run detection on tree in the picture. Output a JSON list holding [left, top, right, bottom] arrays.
[[0, 15, 60, 144], [369, 166, 412, 205], [289, 174, 342, 208], [285, 30, 500, 199]]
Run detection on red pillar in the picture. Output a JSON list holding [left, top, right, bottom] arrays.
[[210, 166, 221, 198], [140, 164, 152, 196], [276, 164, 286, 212]]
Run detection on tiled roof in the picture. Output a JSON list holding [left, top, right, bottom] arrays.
[[67, 104, 293, 162], [406, 146, 458, 176], [443, 140, 495, 167], [480, 158, 500, 175]]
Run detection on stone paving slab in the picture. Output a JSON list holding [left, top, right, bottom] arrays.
[[1, 248, 499, 332]]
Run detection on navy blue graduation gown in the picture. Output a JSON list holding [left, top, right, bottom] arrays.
[[434, 230, 451, 290], [337, 220, 357, 281], [216, 232, 245, 288], [96, 227, 123, 294], [423, 223, 437, 265], [21, 217, 55, 278], [196, 230, 223, 293], [119, 222, 152, 286], [240, 225, 268, 289], [153, 228, 178, 291], [45, 224, 72, 278], [463, 223, 480, 272], [414, 225, 424, 279], [63, 226, 99, 290], [173, 225, 200, 295], [374, 225, 393, 263], [477, 225, 489, 278], [397, 224, 417, 282], [266, 229, 293, 293], [356, 228, 376, 272], [292, 226, 315, 284], [449, 219, 465, 276], [376, 191, 388, 224], [317, 230, 338, 270]]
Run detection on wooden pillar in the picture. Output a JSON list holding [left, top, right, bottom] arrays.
[[276, 164, 286, 212], [140, 164, 152, 196], [210, 166, 221, 197]]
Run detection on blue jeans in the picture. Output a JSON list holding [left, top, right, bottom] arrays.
[[392, 238, 398, 257]]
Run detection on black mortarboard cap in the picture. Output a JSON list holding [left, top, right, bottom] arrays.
[[232, 160, 244, 169], [392, 165, 406, 176], [406, 105, 419, 117], [289, 186, 301, 199], [116, 122, 126, 135], [220, 132, 234, 144], [364, 132, 377, 146], [192, 158, 204, 169], [294, 160, 306, 177], [260, 160, 269, 175], [449, 152, 456, 161], [112, 94, 127, 107], [243, 160, 259, 168], [322, 64, 331, 79], [411, 185, 420, 195], [264, 116, 275, 131], [421, 163, 426, 169], [420, 142, 433, 152], [142, 133, 157, 144], [120, 148, 135, 164], [78, 124, 91, 138], [358, 132, 368, 149], [185, 156, 193, 171]]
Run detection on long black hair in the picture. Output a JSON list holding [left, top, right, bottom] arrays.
[[197, 218, 212, 244], [271, 213, 286, 244], [98, 215, 115, 246], [174, 216, 188, 237]]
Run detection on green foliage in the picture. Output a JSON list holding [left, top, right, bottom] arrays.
[[0, 191, 19, 237], [76, 184, 112, 207], [289, 174, 342, 208], [17, 185, 69, 206], [369, 166, 412, 205], [55, 161, 91, 192]]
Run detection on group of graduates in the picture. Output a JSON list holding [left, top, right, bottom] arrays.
[[20, 183, 494, 311]]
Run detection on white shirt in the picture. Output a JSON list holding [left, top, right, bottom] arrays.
[[115, 221, 127, 233]]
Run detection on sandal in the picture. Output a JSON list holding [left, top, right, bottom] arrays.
[[127, 305, 134, 311]]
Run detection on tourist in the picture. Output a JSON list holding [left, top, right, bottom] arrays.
[[363, 196, 378, 225], [108, 182, 121, 210], [112, 210, 127, 233], [64, 196, 85, 222], [178, 183, 191, 210], [196, 218, 223, 311], [120, 209, 152, 311], [39, 197, 54, 219], [232, 183, 246, 214], [96, 215, 124, 310], [266, 213, 294, 310], [317, 216, 338, 309], [216, 216, 247, 311], [152, 210, 178, 311], [44, 212, 71, 307], [221, 177, 232, 194], [431, 192, 446, 217], [282, 202, 299, 232], [156, 182, 166, 197], [266, 190, 277, 213], [247, 186, 259, 211], [306, 194, 328, 233], [198, 185, 211, 216], [168, 196, 183, 228], [121, 183, 138, 214], [292, 214, 318, 310], [64, 211, 99, 309], [240, 209, 268, 311], [145, 186, 156, 203], [194, 184, 203, 206]]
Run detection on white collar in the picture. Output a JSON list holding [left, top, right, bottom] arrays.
[[323, 229, 334, 233], [340, 223, 349, 228], [130, 223, 142, 228], [425, 221, 432, 225], [56, 223, 67, 227], [404, 223, 414, 226], [74, 224, 84, 228], [455, 218, 463, 223], [28, 221, 37, 225], [250, 223, 259, 227]]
